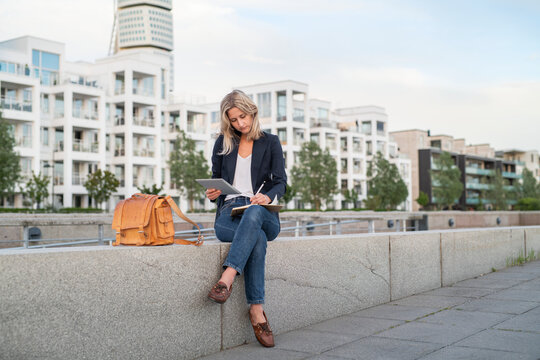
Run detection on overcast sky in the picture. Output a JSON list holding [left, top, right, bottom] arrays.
[[2, 0, 539, 151]]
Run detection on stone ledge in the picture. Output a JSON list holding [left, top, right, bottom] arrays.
[[1, 227, 538, 359]]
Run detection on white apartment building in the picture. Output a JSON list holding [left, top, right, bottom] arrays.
[[0, 35, 208, 211], [233, 81, 412, 210]]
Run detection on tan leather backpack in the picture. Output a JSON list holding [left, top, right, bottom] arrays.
[[112, 193, 203, 246]]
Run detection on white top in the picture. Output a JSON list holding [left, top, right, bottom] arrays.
[[225, 154, 253, 201]]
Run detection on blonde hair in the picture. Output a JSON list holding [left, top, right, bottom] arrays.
[[219, 90, 263, 155]]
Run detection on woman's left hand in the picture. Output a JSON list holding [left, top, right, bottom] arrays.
[[250, 193, 271, 205]]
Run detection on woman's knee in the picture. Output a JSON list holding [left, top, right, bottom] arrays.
[[214, 223, 235, 242], [243, 205, 265, 223]]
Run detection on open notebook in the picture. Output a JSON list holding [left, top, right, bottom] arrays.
[[230, 196, 282, 217]]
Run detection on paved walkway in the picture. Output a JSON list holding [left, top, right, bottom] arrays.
[[198, 260, 540, 359]]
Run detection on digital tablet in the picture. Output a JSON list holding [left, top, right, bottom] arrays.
[[196, 178, 241, 195]]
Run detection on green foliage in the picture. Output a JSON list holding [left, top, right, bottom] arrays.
[[506, 249, 538, 267], [519, 168, 539, 199], [515, 197, 540, 211], [168, 130, 210, 211], [342, 188, 359, 208], [281, 184, 296, 205], [137, 183, 165, 195], [366, 152, 408, 210], [416, 191, 429, 208], [430, 152, 463, 210], [0, 113, 21, 203], [485, 169, 511, 210], [84, 169, 119, 209], [25, 172, 50, 209], [291, 141, 338, 211]]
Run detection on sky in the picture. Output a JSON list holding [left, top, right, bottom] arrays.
[[2, 0, 540, 151]]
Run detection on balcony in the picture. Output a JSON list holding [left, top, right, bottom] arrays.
[[73, 109, 99, 120], [72, 173, 85, 185], [114, 86, 125, 95], [466, 182, 490, 190], [1, 97, 32, 112], [53, 175, 64, 186], [114, 147, 125, 157], [133, 116, 154, 127], [72, 139, 98, 153], [54, 109, 64, 119], [502, 172, 521, 179], [15, 136, 32, 148], [54, 141, 64, 152], [133, 149, 155, 158], [133, 87, 153, 97], [114, 116, 125, 126], [465, 167, 494, 176]]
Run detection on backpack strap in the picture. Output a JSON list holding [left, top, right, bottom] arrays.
[[165, 196, 204, 246], [112, 199, 127, 246]]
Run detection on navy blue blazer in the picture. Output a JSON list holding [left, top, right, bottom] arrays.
[[211, 131, 287, 222]]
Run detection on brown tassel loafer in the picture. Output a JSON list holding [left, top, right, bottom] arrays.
[[207, 281, 232, 304], [249, 310, 274, 347]]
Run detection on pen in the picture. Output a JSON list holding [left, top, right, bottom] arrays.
[[255, 181, 266, 195]]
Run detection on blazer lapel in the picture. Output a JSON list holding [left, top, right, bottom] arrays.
[[251, 134, 268, 191], [225, 144, 239, 184]]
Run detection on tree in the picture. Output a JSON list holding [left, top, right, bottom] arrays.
[[485, 169, 511, 210], [518, 168, 538, 199], [430, 152, 463, 210], [416, 191, 429, 209], [291, 141, 338, 211], [366, 152, 408, 210], [25, 172, 50, 209], [168, 130, 210, 211], [342, 188, 359, 209], [0, 113, 21, 205], [138, 183, 165, 195], [84, 169, 119, 209], [281, 184, 296, 206]]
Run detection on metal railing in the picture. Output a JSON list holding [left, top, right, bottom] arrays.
[[0, 216, 421, 250], [1, 97, 33, 112]]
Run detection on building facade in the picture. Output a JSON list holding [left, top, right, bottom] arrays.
[[1, 38, 412, 211]]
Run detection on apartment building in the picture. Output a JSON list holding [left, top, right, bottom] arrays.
[[391, 129, 522, 210], [1, 37, 412, 211], [498, 149, 540, 181], [419, 148, 519, 209], [0, 35, 207, 210], [234, 81, 412, 210]]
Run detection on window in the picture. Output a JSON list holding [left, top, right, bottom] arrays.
[[366, 141, 372, 155], [277, 128, 287, 145], [376, 121, 385, 135], [257, 92, 271, 117], [317, 108, 329, 121], [431, 140, 441, 149], [341, 159, 348, 173], [341, 137, 347, 152], [277, 92, 286, 121], [362, 121, 372, 135], [41, 127, 49, 146], [211, 111, 219, 124], [293, 108, 304, 122]]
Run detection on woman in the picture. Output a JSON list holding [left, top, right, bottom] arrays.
[[206, 90, 287, 347]]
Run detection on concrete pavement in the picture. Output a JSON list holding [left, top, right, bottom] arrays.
[[197, 260, 540, 359]]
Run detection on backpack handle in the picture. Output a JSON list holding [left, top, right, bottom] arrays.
[[165, 196, 204, 246]]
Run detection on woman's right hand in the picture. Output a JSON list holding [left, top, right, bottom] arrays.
[[206, 188, 222, 201]]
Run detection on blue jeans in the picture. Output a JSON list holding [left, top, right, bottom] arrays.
[[214, 196, 280, 304]]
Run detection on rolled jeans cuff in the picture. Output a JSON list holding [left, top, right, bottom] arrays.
[[247, 299, 265, 305], [223, 261, 243, 275]]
